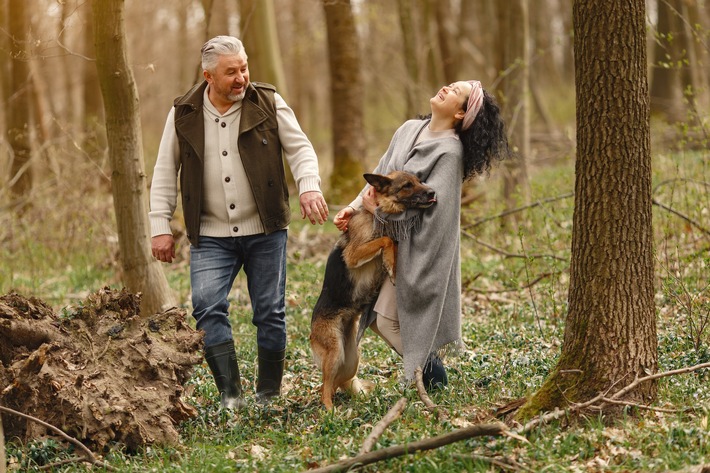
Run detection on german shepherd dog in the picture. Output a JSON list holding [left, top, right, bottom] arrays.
[[310, 171, 436, 409]]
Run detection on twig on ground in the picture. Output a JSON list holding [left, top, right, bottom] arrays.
[[467, 272, 560, 294], [304, 422, 507, 473], [462, 231, 567, 262], [0, 405, 116, 472], [414, 367, 448, 420], [0, 410, 5, 473], [608, 361, 710, 403], [652, 198, 710, 236], [359, 397, 407, 455], [452, 453, 534, 472], [463, 193, 573, 230], [598, 398, 692, 414]]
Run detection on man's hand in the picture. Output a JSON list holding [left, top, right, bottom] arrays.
[[300, 191, 329, 225], [152, 234, 176, 263]]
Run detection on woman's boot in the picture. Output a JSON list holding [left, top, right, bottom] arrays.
[[204, 340, 245, 409], [422, 353, 448, 391]]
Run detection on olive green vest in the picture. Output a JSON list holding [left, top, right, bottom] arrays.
[[173, 81, 290, 246]]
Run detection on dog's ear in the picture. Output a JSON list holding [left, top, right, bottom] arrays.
[[363, 173, 392, 192]]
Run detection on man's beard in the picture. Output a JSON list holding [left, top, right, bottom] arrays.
[[228, 90, 246, 102]]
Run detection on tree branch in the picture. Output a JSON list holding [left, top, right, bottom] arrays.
[[0, 405, 115, 472], [359, 397, 407, 455], [304, 422, 507, 473]]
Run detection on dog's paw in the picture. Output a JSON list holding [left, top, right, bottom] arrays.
[[345, 377, 375, 396]]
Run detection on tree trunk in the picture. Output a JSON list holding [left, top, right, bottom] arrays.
[[91, 0, 176, 316], [433, 0, 458, 84], [239, 0, 288, 97], [396, 0, 420, 119], [650, 0, 684, 121], [518, 0, 657, 419], [6, 0, 33, 208], [496, 0, 530, 214], [322, 0, 365, 202]]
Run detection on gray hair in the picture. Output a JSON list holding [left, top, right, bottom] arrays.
[[201, 36, 247, 72]]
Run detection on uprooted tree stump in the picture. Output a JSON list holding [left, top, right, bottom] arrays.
[[0, 287, 203, 451]]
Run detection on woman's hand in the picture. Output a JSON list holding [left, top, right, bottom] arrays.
[[362, 186, 379, 214], [333, 206, 354, 232]]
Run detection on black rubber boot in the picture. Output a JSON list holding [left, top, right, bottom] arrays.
[[204, 340, 245, 409], [422, 353, 448, 392], [256, 346, 285, 404]]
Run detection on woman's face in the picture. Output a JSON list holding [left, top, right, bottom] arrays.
[[430, 81, 473, 121]]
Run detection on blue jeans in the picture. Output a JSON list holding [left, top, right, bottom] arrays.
[[190, 231, 287, 351]]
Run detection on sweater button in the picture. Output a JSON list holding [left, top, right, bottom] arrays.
[[262, 139, 268, 145], [221, 122, 226, 128], [225, 177, 231, 182], [222, 150, 228, 156], [229, 204, 235, 209], [215, 118, 219, 122], [233, 226, 239, 232]]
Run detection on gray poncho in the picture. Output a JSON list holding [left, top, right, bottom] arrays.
[[365, 119, 465, 380]]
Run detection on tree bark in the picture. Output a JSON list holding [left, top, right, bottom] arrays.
[[91, 0, 176, 316], [322, 0, 365, 202], [518, 0, 657, 419]]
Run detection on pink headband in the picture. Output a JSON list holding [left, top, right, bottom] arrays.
[[461, 80, 484, 131]]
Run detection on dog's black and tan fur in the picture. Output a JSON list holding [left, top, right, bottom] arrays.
[[310, 171, 436, 409]]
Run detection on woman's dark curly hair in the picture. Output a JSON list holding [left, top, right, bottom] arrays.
[[420, 88, 510, 182]]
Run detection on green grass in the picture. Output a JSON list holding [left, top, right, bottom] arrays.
[[2, 147, 709, 472]]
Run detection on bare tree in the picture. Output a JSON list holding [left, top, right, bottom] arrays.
[[650, 0, 685, 121], [496, 0, 530, 211], [239, 0, 288, 96], [91, 0, 176, 316], [518, 0, 657, 418], [322, 0, 365, 201], [397, 0, 420, 119], [6, 0, 33, 207]]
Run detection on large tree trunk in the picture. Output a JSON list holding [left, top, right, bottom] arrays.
[[322, 0, 365, 202], [239, 0, 288, 96], [6, 0, 33, 208], [91, 0, 176, 316], [518, 0, 657, 419]]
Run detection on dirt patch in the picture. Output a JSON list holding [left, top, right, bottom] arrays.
[[0, 287, 203, 451]]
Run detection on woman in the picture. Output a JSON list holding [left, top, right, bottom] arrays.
[[333, 80, 509, 390]]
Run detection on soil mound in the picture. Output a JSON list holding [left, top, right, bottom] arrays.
[[0, 287, 202, 451]]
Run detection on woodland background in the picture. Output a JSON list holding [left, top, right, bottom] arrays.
[[1, 0, 710, 472]]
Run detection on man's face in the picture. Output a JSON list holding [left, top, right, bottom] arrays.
[[204, 52, 249, 106]]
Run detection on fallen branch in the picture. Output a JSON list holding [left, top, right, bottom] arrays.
[[452, 453, 535, 472], [414, 367, 448, 420], [467, 272, 560, 294], [1, 410, 5, 473], [463, 193, 573, 230], [359, 397, 407, 455], [304, 422, 507, 473], [0, 405, 115, 472], [462, 231, 567, 263], [652, 198, 710, 237], [609, 361, 710, 403]]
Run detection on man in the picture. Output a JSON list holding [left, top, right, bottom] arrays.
[[149, 36, 328, 408]]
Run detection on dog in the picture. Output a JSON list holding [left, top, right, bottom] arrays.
[[310, 171, 436, 409]]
